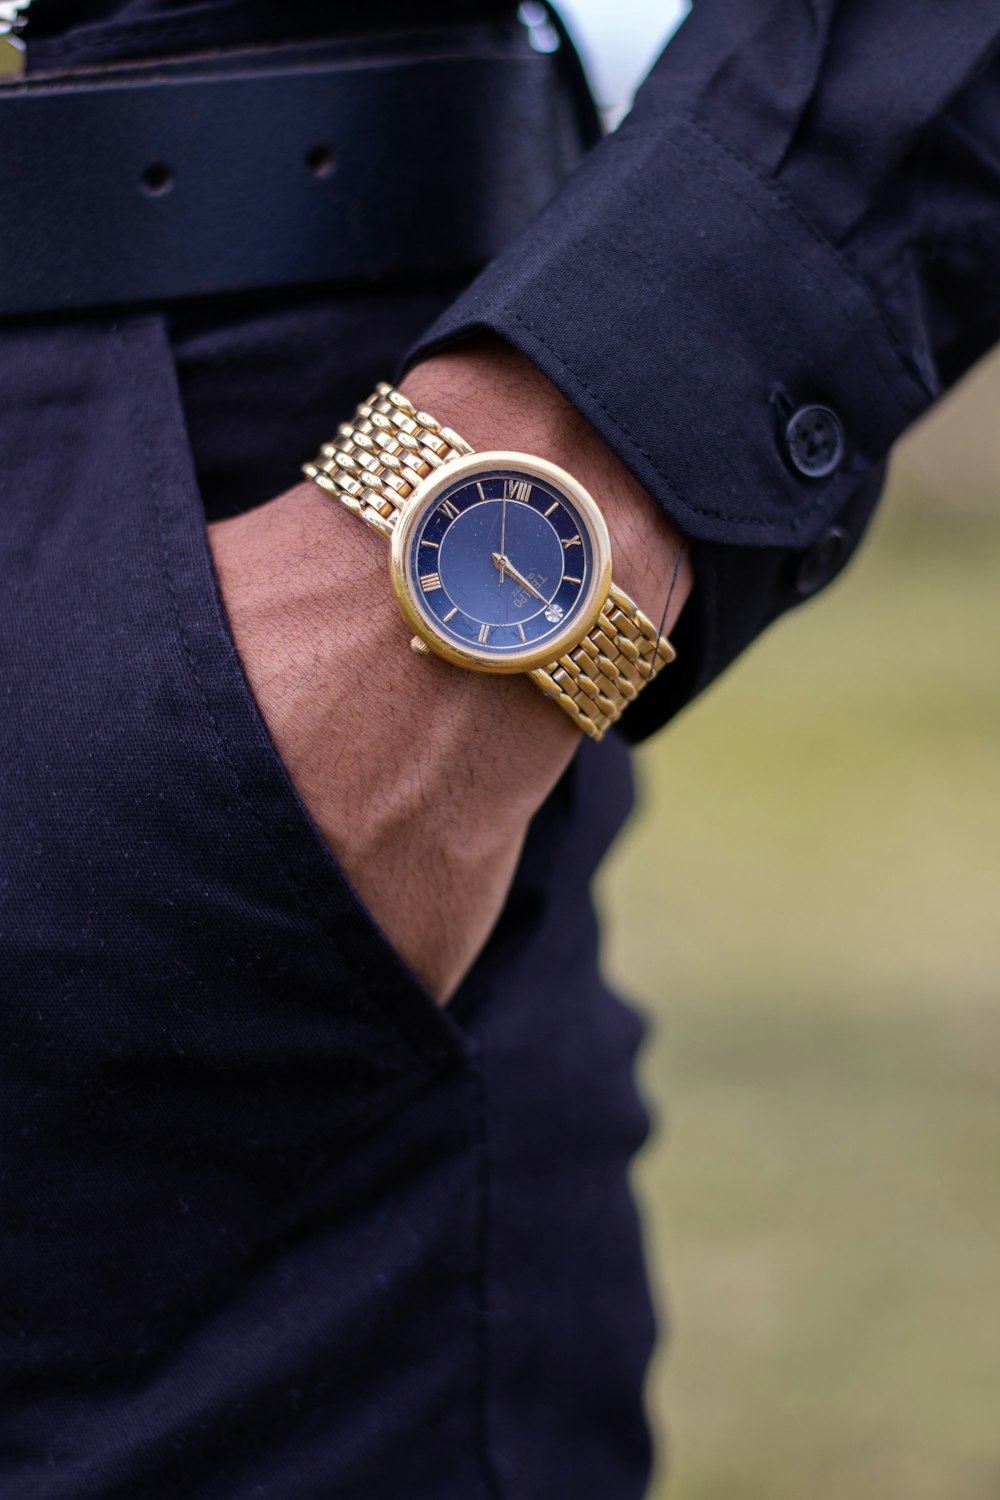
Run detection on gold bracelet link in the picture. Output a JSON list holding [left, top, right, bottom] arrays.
[[302, 383, 473, 539], [529, 584, 676, 742]]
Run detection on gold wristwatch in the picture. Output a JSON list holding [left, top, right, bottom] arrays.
[[301, 383, 676, 741]]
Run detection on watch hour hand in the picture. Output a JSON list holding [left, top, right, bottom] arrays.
[[491, 552, 547, 603]]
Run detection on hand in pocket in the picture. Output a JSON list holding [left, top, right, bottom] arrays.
[[207, 477, 580, 1004], [206, 341, 690, 1003]]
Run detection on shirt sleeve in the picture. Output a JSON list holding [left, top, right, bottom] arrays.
[[400, 1, 1000, 740]]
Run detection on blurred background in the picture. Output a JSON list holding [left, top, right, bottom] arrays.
[[539, 3, 1000, 1497]]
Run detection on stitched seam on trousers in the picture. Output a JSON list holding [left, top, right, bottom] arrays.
[[471, 1050, 504, 1500], [119, 323, 433, 1069], [500, 302, 852, 532]]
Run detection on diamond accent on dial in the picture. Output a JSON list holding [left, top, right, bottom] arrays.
[[544, 602, 564, 624]]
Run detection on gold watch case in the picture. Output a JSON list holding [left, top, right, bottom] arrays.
[[390, 450, 614, 675]]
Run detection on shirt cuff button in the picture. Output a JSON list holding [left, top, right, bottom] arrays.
[[785, 404, 845, 477], [795, 526, 846, 595]]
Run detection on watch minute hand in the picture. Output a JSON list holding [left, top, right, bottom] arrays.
[[499, 492, 507, 583], [491, 552, 547, 603]]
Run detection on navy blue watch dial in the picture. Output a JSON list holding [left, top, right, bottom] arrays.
[[406, 468, 595, 658]]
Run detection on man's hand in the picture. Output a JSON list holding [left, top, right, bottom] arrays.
[[207, 336, 692, 1003]]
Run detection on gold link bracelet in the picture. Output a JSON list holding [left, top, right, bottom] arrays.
[[302, 384, 676, 741]]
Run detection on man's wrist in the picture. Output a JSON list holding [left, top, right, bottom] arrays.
[[400, 334, 693, 642]]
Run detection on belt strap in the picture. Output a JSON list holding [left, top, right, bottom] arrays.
[[0, 32, 588, 318]]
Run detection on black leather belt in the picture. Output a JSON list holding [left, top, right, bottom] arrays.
[[0, 26, 594, 318]]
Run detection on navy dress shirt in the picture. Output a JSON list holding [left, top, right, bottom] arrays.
[[402, 1, 1000, 737]]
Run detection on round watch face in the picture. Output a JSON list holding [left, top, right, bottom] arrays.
[[391, 451, 613, 673]]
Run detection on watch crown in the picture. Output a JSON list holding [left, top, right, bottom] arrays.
[[410, 635, 431, 656]]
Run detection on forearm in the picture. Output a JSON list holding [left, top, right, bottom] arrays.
[[207, 337, 691, 1000]]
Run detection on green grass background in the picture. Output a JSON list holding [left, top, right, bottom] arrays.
[[596, 357, 1000, 1499]]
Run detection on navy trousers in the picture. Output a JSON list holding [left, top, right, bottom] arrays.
[[1, 283, 657, 1495]]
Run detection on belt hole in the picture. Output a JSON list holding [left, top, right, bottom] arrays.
[[141, 161, 174, 196], [306, 144, 336, 179]]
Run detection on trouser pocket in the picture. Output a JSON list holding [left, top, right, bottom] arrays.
[[0, 312, 469, 1387]]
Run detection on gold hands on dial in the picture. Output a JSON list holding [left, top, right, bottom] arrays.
[[491, 551, 549, 604], [499, 491, 507, 584]]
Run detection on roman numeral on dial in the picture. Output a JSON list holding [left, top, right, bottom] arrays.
[[419, 573, 442, 592], [561, 534, 582, 550], [439, 499, 460, 521], [478, 623, 491, 645], [502, 479, 532, 503]]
